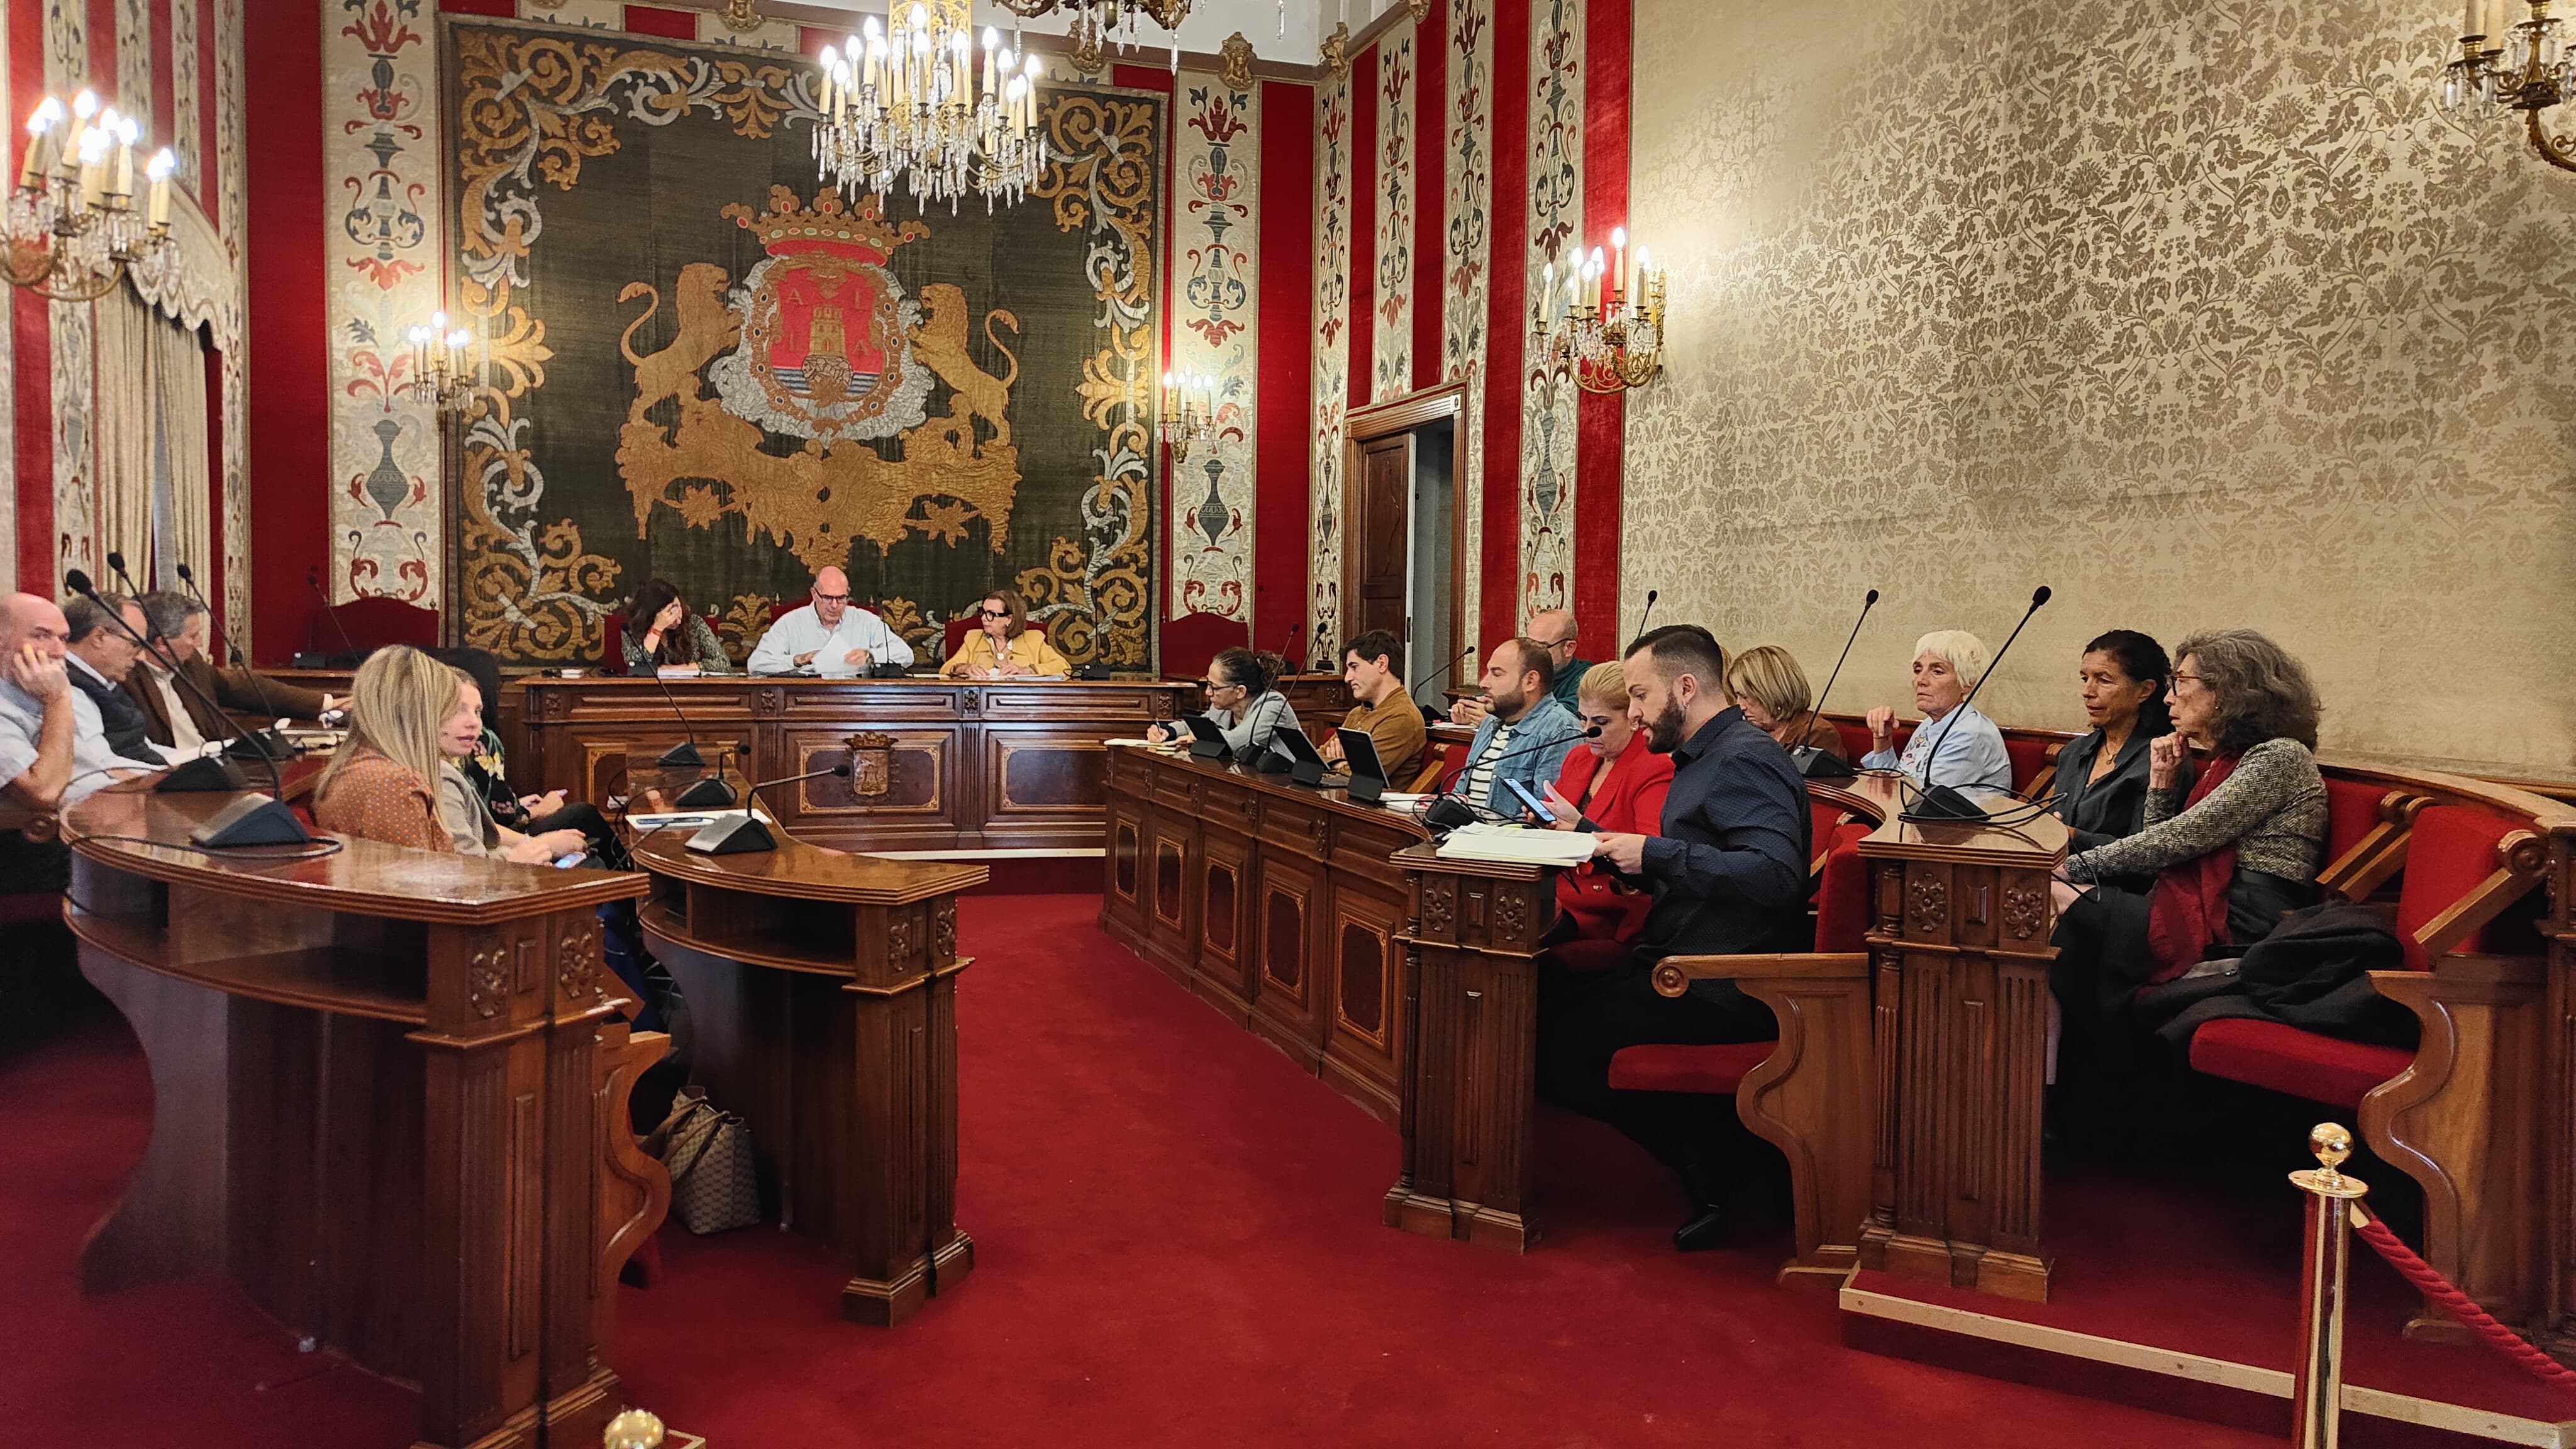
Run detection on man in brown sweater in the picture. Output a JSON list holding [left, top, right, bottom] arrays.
[[1321, 629, 1426, 784], [123, 591, 335, 751]]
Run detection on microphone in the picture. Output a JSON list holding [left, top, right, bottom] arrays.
[[173, 562, 294, 759], [1790, 587, 1878, 781], [1423, 723, 1604, 833], [1633, 589, 1659, 645], [64, 570, 313, 848], [684, 762, 852, 854], [104, 549, 192, 680], [1312, 620, 1330, 677], [1279, 621, 1305, 676], [105, 549, 143, 597], [1407, 643, 1477, 721], [1904, 585, 2050, 824], [308, 568, 364, 666]]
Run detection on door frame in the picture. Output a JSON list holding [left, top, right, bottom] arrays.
[[1341, 382, 1468, 672]]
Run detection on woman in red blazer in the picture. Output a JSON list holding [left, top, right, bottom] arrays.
[[1533, 660, 1675, 945]]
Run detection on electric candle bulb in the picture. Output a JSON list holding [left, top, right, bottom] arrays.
[[146, 147, 172, 226], [19, 100, 57, 188]]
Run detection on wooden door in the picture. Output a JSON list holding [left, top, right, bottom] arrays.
[[1350, 435, 1411, 645]]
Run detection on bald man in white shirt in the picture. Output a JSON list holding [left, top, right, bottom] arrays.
[[747, 566, 918, 677]]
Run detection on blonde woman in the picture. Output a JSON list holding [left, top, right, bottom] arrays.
[[1726, 645, 1845, 760], [314, 647, 582, 863], [941, 588, 1070, 679]]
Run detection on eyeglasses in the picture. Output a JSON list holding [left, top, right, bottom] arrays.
[[980, 608, 1009, 619], [2171, 672, 2207, 690], [814, 591, 851, 604], [1198, 679, 1242, 693]]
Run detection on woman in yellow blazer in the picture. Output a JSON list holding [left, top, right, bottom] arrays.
[[941, 588, 1070, 679]]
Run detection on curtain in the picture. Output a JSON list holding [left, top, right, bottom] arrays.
[[87, 283, 212, 594]]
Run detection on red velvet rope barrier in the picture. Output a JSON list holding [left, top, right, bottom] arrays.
[[2349, 1206, 2576, 1391]]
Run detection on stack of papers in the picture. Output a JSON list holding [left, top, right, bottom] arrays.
[[1433, 822, 1596, 868]]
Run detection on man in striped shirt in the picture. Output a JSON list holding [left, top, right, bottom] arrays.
[[1452, 638, 1585, 819]]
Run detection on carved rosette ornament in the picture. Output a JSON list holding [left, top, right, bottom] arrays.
[[847, 731, 896, 801], [932, 899, 958, 962], [558, 924, 603, 1001], [2001, 884, 2047, 941], [888, 911, 918, 965], [1420, 877, 1456, 936], [469, 940, 509, 1019], [1219, 31, 1255, 91], [1906, 875, 1949, 933], [1496, 889, 1528, 945]]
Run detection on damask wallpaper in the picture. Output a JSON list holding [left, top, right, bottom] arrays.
[[1623, 0, 2576, 777]]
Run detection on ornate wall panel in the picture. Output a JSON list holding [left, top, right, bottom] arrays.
[[1169, 70, 1260, 624], [44, 0, 92, 586], [321, 0, 445, 606], [0, 10, 13, 592], [1442, 0, 1492, 628], [1370, 21, 1414, 402], [442, 18, 1164, 669], [1518, 0, 1580, 621], [215, 0, 247, 649], [1308, 67, 1353, 650], [1623, 0, 2576, 776]]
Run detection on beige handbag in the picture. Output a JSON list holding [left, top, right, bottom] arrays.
[[646, 1086, 760, 1235]]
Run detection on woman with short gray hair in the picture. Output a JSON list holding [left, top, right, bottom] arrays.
[[1862, 629, 2012, 791]]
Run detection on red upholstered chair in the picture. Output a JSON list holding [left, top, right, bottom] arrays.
[[313, 596, 439, 656], [1607, 816, 1880, 1279], [943, 616, 975, 664], [2002, 735, 2055, 796], [2316, 779, 2426, 903], [1406, 739, 1463, 794], [1162, 611, 1248, 687], [1831, 720, 1874, 762], [601, 611, 631, 675], [1807, 801, 1848, 878]]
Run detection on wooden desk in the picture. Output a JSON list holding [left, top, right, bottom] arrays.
[[62, 779, 665, 1449], [1100, 746, 1427, 1123], [632, 833, 986, 1326], [521, 677, 1187, 855]]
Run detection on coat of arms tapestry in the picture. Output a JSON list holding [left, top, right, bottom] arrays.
[[440, 16, 1164, 669]]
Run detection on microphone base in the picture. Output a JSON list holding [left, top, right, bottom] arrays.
[[1423, 797, 1479, 834], [657, 742, 706, 769], [1905, 783, 1993, 823], [1076, 662, 1113, 680], [189, 794, 315, 848], [1793, 747, 1857, 780], [672, 775, 738, 809], [157, 756, 250, 792], [685, 813, 775, 854], [226, 730, 295, 763]]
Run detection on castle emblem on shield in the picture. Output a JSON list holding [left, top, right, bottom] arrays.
[[708, 187, 936, 443]]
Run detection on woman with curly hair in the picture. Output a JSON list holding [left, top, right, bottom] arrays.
[[2046, 628, 2328, 1058]]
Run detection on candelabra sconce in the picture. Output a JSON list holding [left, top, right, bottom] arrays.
[[4, 91, 178, 304], [1158, 369, 1216, 467], [1536, 225, 1666, 395], [406, 311, 480, 416], [2443, 0, 2576, 172]]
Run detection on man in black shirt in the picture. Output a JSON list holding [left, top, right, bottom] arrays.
[[1535, 624, 1809, 1250]]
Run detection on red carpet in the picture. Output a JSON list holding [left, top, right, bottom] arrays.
[[0, 894, 2271, 1447]]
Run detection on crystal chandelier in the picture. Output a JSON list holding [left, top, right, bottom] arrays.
[[4, 91, 178, 304], [405, 311, 479, 414], [1158, 370, 1215, 464], [2443, 0, 2576, 172], [813, 1, 1050, 212], [991, 1, 1199, 73], [1536, 226, 1666, 394]]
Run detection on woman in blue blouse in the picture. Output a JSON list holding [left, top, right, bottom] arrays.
[[1862, 630, 2012, 791]]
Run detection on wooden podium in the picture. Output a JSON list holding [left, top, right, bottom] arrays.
[[1382, 843, 1564, 1252], [63, 778, 667, 1449], [1852, 787, 2066, 1301], [631, 831, 986, 1326]]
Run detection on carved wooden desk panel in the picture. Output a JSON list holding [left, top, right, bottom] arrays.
[[1101, 747, 1428, 1126], [60, 780, 663, 1449], [519, 677, 1187, 853], [631, 835, 987, 1327]]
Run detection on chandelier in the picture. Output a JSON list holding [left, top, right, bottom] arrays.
[[991, 0, 1198, 72], [1536, 226, 1666, 394], [2443, 0, 2576, 171], [4, 91, 177, 303], [813, 1, 1050, 212], [405, 311, 479, 414], [1158, 370, 1216, 464]]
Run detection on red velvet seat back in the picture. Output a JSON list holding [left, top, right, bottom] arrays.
[[2002, 736, 2049, 792], [1814, 822, 1873, 954], [943, 617, 975, 662], [1807, 801, 1845, 861], [316, 596, 438, 653], [1833, 721, 1873, 761], [2392, 804, 2529, 971], [2320, 777, 2390, 874], [601, 611, 631, 675], [1162, 611, 1248, 686], [1431, 741, 1468, 793]]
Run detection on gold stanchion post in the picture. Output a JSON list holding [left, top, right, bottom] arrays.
[[2289, 1123, 2370, 1449]]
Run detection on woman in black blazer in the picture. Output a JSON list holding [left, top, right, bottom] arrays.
[[2050, 630, 2179, 892]]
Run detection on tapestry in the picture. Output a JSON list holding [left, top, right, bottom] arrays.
[[442, 17, 1164, 668]]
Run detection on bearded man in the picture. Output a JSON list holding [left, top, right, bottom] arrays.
[[1533, 623, 1809, 1253]]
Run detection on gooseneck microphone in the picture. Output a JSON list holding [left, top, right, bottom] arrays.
[[1791, 587, 1879, 781], [684, 762, 852, 855], [1278, 621, 1305, 676], [1423, 723, 1604, 833], [1904, 585, 2050, 824], [1406, 643, 1478, 722], [172, 562, 294, 760], [64, 570, 313, 848], [1633, 589, 1660, 645], [308, 568, 364, 666]]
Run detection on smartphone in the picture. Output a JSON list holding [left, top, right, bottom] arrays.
[[1501, 776, 1555, 821]]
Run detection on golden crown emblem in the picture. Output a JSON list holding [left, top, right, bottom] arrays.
[[721, 186, 928, 255]]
